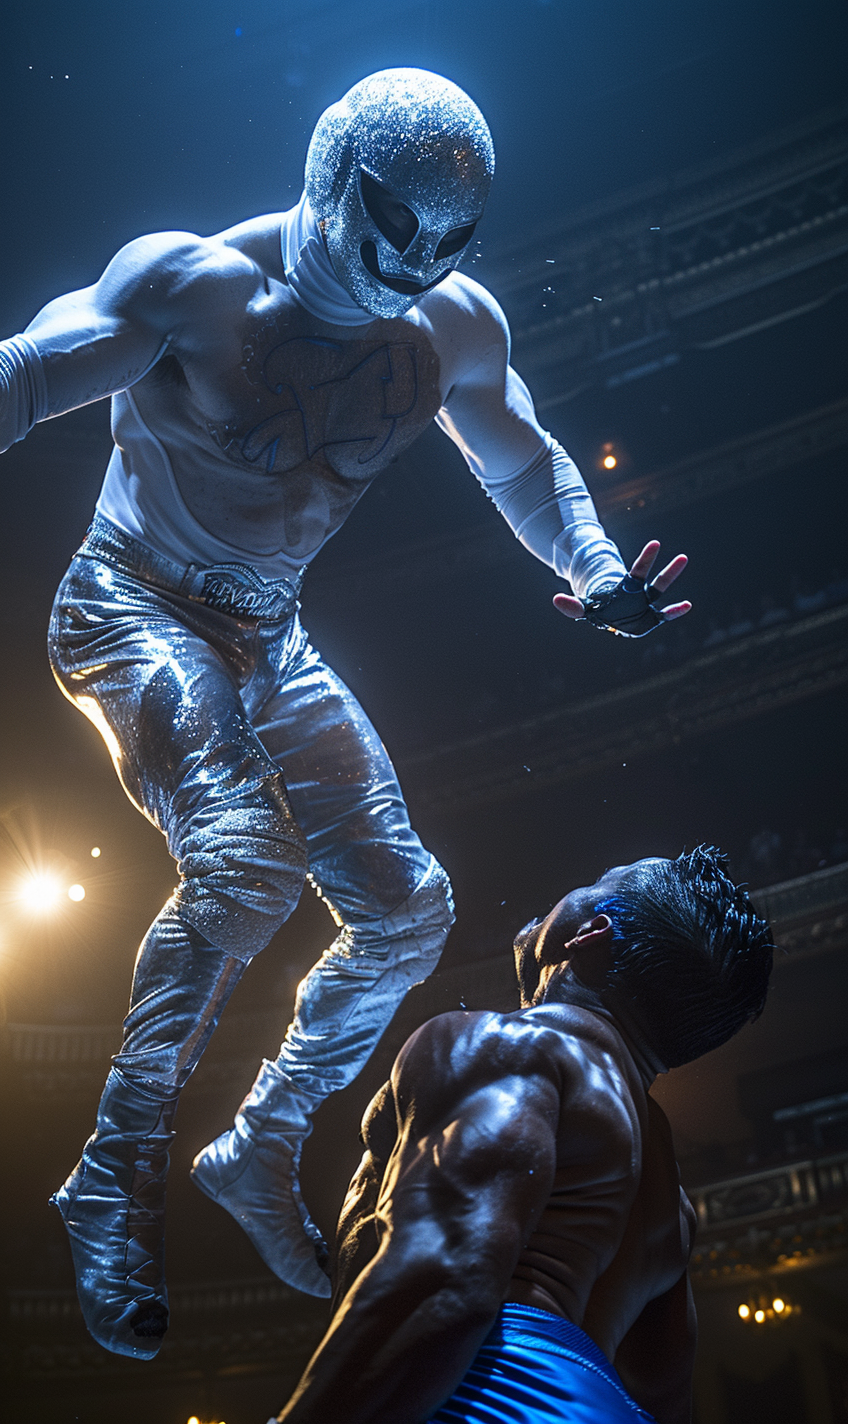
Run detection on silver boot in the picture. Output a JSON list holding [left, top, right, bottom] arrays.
[[51, 910, 246, 1356], [50, 1068, 176, 1359], [190, 1060, 331, 1297]]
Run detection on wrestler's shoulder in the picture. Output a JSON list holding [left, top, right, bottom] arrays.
[[418, 271, 510, 354], [100, 224, 271, 314], [393, 1007, 578, 1095]]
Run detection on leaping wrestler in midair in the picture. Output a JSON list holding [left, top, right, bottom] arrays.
[[0, 70, 690, 1357]]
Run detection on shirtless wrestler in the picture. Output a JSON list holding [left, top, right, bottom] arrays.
[[279, 849, 773, 1424], [0, 70, 690, 1358]]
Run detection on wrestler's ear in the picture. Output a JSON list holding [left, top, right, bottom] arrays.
[[562, 914, 614, 984]]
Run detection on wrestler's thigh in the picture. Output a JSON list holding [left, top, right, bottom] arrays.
[[253, 640, 429, 919], [48, 559, 279, 838]]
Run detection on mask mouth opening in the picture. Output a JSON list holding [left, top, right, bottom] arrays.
[[359, 241, 449, 296]]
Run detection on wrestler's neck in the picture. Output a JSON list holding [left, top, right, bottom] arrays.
[[541, 973, 666, 1089]]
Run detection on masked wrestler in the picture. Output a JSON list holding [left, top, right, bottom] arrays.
[[279, 849, 773, 1424], [0, 70, 690, 1359]]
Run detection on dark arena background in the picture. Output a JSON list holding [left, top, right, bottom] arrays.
[[1, 2, 847, 1421]]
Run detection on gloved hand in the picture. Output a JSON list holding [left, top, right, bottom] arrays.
[[553, 540, 691, 636], [581, 573, 664, 637]]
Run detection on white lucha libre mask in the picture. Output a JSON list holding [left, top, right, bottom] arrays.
[[305, 68, 495, 319]]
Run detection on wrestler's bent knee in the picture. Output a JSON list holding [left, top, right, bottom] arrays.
[[171, 772, 308, 960]]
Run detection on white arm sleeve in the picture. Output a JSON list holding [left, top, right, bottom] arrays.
[[0, 334, 49, 454], [436, 344, 626, 600], [477, 431, 626, 600]]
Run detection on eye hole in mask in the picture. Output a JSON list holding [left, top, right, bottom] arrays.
[[434, 220, 477, 262], [360, 169, 419, 254]]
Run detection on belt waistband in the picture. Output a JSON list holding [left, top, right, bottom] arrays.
[[80, 514, 304, 622]]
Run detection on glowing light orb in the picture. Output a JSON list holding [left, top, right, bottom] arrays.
[[737, 1303, 750, 1319], [19, 872, 62, 913], [603, 454, 617, 469], [90, 846, 101, 858], [68, 884, 86, 902], [754, 1309, 765, 1323], [773, 1297, 785, 1313]]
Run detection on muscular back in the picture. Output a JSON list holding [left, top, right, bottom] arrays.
[[334, 1005, 696, 1422]]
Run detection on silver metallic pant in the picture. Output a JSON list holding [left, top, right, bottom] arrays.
[[48, 516, 453, 1100]]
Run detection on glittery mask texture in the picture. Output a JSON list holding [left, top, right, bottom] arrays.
[[305, 68, 495, 319]]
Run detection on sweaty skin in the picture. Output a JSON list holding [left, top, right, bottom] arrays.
[[279, 865, 697, 1424], [21, 216, 544, 564]]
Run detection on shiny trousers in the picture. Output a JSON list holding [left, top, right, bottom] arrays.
[[47, 525, 453, 1102]]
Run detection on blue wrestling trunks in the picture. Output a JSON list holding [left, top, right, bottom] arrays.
[[429, 1303, 657, 1423]]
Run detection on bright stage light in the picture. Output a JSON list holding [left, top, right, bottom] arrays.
[[773, 1297, 785, 1313], [90, 846, 101, 858], [18, 872, 63, 913], [603, 454, 617, 469], [737, 1303, 750, 1319], [68, 884, 86, 902], [754, 1309, 765, 1323]]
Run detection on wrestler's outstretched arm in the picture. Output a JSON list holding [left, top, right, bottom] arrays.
[[0, 232, 225, 452], [435, 279, 690, 636], [278, 1012, 560, 1424]]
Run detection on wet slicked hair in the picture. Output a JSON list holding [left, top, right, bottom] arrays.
[[596, 846, 774, 1068]]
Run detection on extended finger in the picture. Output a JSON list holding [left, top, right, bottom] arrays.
[[660, 600, 692, 621], [649, 554, 688, 593], [629, 540, 660, 582], [553, 593, 586, 620]]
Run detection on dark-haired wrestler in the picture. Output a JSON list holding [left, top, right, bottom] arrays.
[[280, 849, 773, 1424], [0, 70, 689, 1357]]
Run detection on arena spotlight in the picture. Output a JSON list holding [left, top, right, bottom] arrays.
[[737, 1303, 750, 1319], [68, 884, 86, 902], [91, 846, 101, 858], [601, 442, 618, 471], [18, 871, 63, 914]]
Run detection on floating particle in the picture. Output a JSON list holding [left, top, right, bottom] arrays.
[[593, 296, 602, 302]]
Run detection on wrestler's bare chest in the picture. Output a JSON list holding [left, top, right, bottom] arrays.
[[131, 280, 444, 556]]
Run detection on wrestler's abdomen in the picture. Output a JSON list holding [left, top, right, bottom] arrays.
[[131, 294, 443, 560]]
